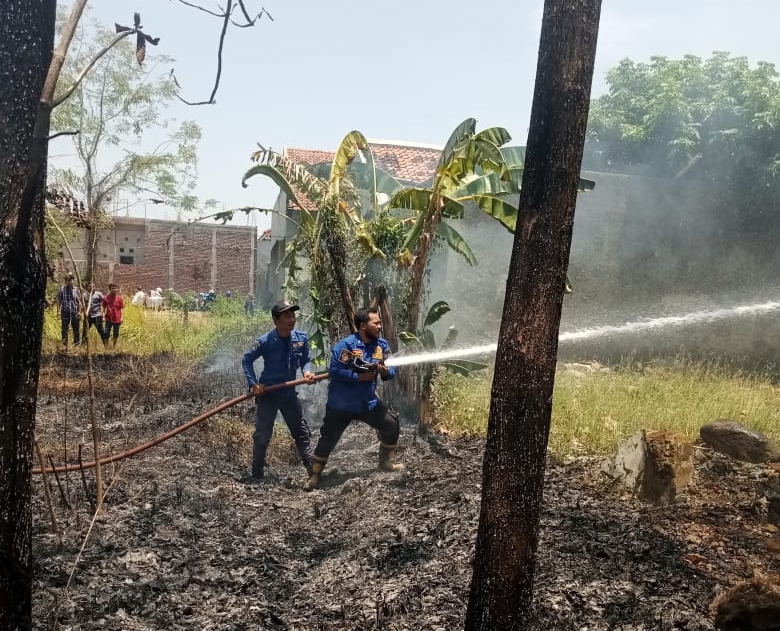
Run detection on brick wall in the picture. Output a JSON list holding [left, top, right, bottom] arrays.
[[90, 219, 255, 295]]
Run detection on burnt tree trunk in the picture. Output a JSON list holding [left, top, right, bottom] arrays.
[[464, 1, 601, 629], [0, 2, 56, 630]]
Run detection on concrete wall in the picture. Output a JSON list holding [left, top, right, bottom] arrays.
[[434, 171, 780, 364]]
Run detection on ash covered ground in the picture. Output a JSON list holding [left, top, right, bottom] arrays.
[[31, 353, 779, 630]]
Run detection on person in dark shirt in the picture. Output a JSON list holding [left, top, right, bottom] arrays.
[[244, 294, 256, 316], [241, 301, 316, 481], [82, 282, 106, 347], [304, 308, 401, 492], [56, 272, 80, 349]]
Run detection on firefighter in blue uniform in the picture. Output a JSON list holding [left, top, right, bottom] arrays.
[[304, 307, 403, 491], [242, 301, 316, 480]]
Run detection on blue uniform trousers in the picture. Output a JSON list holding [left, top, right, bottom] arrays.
[[253, 394, 313, 476]]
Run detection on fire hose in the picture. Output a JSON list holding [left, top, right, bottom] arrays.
[[32, 372, 331, 475]]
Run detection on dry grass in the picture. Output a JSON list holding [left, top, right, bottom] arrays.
[[199, 416, 299, 467], [433, 360, 780, 455]]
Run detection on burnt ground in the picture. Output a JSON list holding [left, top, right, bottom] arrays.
[[31, 353, 780, 631]]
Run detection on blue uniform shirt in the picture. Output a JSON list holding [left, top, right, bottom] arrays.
[[327, 333, 396, 413], [242, 329, 314, 397]]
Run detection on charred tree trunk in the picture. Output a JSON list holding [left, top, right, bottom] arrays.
[[0, 2, 56, 630], [465, 1, 601, 629]]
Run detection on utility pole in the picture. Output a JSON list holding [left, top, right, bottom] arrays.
[[464, 1, 602, 629]]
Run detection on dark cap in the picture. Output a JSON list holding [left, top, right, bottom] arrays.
[[271, 301, 299, 318]]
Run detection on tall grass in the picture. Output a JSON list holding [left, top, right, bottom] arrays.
[[42, 297, 271, 359], [433, 361, 780, 455]]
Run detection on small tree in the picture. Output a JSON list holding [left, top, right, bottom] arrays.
[[390, 119, 518, 336], [51, 14, 201, 280]]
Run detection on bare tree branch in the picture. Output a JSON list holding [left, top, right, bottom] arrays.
[[48, 131, 80, 141], [171, 0, 272, 105], [172, 0, 225, 18], [52, 30, 137, 108]]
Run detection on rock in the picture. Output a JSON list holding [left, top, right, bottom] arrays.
[[642, 430, 695, 504], [601, 430, 694, 504], [601, 431, 646, 491], [700, 420, 778, 464], [711, 576, 780, 631]]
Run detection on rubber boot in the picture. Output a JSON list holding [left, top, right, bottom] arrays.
[[303, 456, 327, 491], [379, 443, 404, 472]]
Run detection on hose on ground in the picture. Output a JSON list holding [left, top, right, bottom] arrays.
[[33, 372, 331, 475]]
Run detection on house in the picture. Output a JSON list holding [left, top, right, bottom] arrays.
[[52, 216, 262, 296]]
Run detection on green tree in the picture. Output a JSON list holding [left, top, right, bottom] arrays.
[[51, 14, 201, 280], [586, 52, 780, 242], [390, 119, 519, 337]]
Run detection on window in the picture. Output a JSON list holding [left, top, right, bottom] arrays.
[[119, 255, 134, 265]]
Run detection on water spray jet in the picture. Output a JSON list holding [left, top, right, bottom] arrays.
[[35, 298, 780, 475]]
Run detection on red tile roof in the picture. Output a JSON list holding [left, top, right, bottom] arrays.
[[370, 143, 441, 184], [285, 148, 334, 167], [285, 142, 441, 184], [281, 142, 442, 211]]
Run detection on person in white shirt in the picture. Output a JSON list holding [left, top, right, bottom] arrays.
[[148, 287, 163, 310], [131, 286, 146, 307]]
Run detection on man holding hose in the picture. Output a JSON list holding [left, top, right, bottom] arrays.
[[304, 307, 403, 491], [242, 301, 316, 481]]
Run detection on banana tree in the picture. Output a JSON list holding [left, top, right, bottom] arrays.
[[242, 131, 403, 346], [391, 119, 596, 335], [390, 118, 520, 336], [399, 300, 488, 432]]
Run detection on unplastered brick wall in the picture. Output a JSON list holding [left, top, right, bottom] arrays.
[[105, 219, 255, 294]]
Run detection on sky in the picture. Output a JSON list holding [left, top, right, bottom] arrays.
[[55, 0, 780, 232]]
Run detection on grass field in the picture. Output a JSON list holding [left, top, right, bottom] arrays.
[[433, 360, 780, 454]]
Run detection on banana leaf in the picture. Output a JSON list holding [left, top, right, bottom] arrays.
[[438, 118, 477, 170], [307, 161, 404, 200], [474, 126, 512, 148], [500, 146, 525, 168], [435, 221, 477, 266], [423, 300, 451, 328], [442, 359, 489, 376], [390, 188, 464, 218], [466, 195, 519, 233], [453, 172, 519, 197], [399, 331, 420, 345], [441, 326, 458, 349], [330, 130, 369, 194], [241, 164, 304, 210]]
